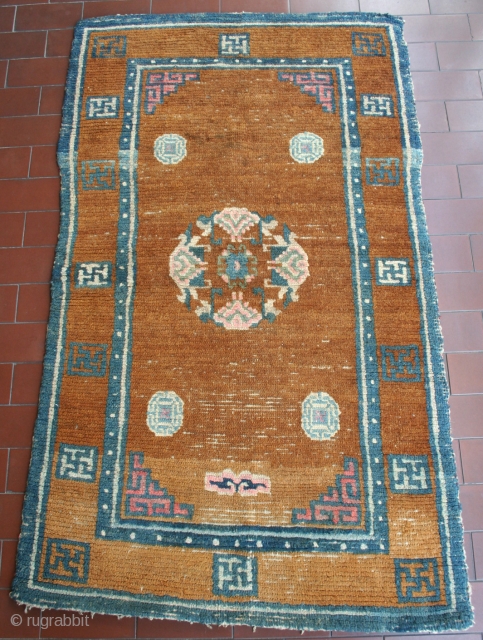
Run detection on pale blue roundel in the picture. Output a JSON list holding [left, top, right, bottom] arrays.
[[154, 134, 187, 165], [290, 132, 324, 164], [147, 391, 184, 436]]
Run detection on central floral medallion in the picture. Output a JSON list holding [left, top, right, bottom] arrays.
[[169, 207, 309, 330]]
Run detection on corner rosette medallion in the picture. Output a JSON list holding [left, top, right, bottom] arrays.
[[169, 207, 309, 330]]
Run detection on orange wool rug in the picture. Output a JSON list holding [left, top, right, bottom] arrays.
[[13, 12, 472, 632]]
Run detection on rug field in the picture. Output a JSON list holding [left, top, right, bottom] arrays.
[[12, 12, 473, 632]]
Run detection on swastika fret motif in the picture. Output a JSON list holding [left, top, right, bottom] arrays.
[[360, 94, 394, 117], [395, 558, 441, 603], [125, 452, 193, 519], [279, 71, 335, 113], [67, 343, 107, 377], [75, 261, 112, 288], [366, 158, 400, 186], [81, 160, 116, 190], [352, 32, 386, 56], [56, 444, 98, 482], [219, 33, 250, 56], [91, 35, 126, 58], [212, 554, 258, 596], [293, 458, 361, 525], [85, 96, 119, 119], [144, 72, 200, 115], [381, 345, 421, 383], [388, 455, 432, 494], [43, 539, 90, 584], [375, 258, 411, 286]]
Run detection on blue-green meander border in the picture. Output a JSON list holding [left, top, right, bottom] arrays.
[[12, 12, 473, 632]]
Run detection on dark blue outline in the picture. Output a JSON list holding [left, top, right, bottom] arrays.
[[12, 12, 473, 632], [381, 344, 421, 383], [212, 554, 258, 597], [85, 95, 120, 119]]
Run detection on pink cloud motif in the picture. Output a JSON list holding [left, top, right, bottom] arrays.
[[205, 469, 271, 496], [214, 207, 259, 242]]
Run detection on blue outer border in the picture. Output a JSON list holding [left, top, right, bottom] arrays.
[[12, 12, 473, 632]]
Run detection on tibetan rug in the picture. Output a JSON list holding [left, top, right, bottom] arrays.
[[13, 12, 473, 632]]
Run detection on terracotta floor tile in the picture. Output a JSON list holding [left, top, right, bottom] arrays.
[[7, 57, 69, 88], [152, 0, 220, 12], [0, 115, 62, 148], [39, 610, 135, 638], [460, 438, 483, 484], [403, 15, 472, 41], [39, 85, 65, 115], [0, 148, 30, 180], [447, 100, 483, 132], [469, 13, 483, 40], [221, 0, 288, 12], [0, 285, 17, 323], [0, 60, 8, 88], [452, 438, 464, 484], [0, 323, 46, 362], [422, 131, 483, 165], [84, 0, 150, 19], [408, 43, 439, 70], [448, 352, 483, 394], [0, 492, 23, 538], [0, 87, 40, 117], [460, 484, 483, 531], [0, 406, 37, 448], [420, 165, 460, 199], [0, 448, 7, 492], [0, 178, 60, 214], [450, 394, 483, 437], [7, 447, 31, 493], [437, 42, 483, 71], [470, 233, 483, 270], [415, 101, 448, 131], [290, 0, 359, 11], [412, 71, 482, 101], [459, 165, 483, 199], [0, 539, 17, 588], [46, 29, 74, 58], [464, 532, 476, 581], [440, 311, 483, 351], [360, 0, 430, 14], [0, 247, 55, 284], [473, 530, 483, 579], [435, 273, 483, 310], [431, 234, 473, 271], [466, 580, 483, 631], [0, 31, 46, 60], [0, 212, 25, 246], [15, 3, 82, 31], [17, 284, 51, 323], [430, 0, 483, 12], [0, 6, 15, 32], [425, 198, 483, 234], [24, 211, 60, 246], [0, 589, 40, 638], [30, 146, 59, 179], [11, 363, 43, 405], [0, 363, 12, 404], [138, 618, 232, 638]]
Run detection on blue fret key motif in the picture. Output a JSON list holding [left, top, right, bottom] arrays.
[[67, 343, 107, 377], [395, 558, 440, 603], [81, 160, 116, 190], [388, 455, 432, 494], [381, 345, 421, 382], [43, 539, 90, 584], [212, 554, 258, 596]]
